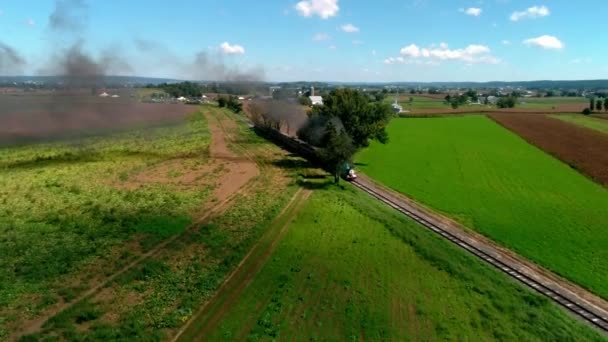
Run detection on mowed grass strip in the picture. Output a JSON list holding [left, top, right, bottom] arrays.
[[206, 187, 603, 341], [357, 116, 608, 299], [551, 114, 608, 135]]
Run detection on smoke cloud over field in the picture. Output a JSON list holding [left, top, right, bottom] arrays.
[[133, 38, 264, 83], [0, 43, 26, 74], [49, 0, 88, 32]]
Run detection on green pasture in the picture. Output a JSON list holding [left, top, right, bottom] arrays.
[[207, 187, 603, 341], [357, 116, 608, 300]]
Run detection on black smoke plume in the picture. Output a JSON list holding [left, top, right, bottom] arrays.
[[0, 43, 26, 74]]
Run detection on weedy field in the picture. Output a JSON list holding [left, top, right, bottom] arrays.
[[202, 187, 603, 341], [0, 109, 213, 338], [551, 113, 608, 135], [356, 116, 608, 300], [0, 105, 302, 340]]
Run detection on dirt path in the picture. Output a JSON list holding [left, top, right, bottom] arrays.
[[13, 109, 259, 340], [205, 110, 259, 202], [355, 174, 608, 326], [172, 188, 313, 341]]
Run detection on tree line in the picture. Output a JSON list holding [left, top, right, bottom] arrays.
[[585, 98, 608, 114]]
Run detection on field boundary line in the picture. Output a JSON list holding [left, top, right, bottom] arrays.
[[172, 189, 313, 341]]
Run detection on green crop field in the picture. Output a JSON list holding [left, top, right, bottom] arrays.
[[205, 187, 603, 341], [357, 116, 608, 300], [551, 113, 608, 134], [385, 95, 485, 112], [517, 97, 587, 109]]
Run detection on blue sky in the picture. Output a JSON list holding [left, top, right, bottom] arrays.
[[0, 0, 606, 82]]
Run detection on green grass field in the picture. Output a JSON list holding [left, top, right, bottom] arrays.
[[206, 187, 603, 341], [10, 107, 304, 340], [385, 95, 588, 112], [517, 97, 587, 109], [551, 113, 608, 134], [357, 116, 608, 300], [0, 110, 214, 338], [385, 95, 485, 112]]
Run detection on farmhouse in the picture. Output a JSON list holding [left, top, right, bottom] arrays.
[[99, 92, 109, 97], [486, 96, 498, 105], [309, 96, 323, 106]]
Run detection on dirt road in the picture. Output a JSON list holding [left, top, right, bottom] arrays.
[[172, 189, 313, 341]]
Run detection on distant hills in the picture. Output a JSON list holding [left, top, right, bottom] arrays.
[[2, 76, 608, 90]]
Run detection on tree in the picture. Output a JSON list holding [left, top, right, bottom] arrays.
[[497, 96, 516, 108], [317, 122, 356, 183], [582, 108, 592, 115], [590, 98, 595, 112], [604, 98, 608, 112], [217, 96, 228, 108], [597, 98, 603, 111], [310, 88, 393, 148], [298, 96, 312, 106]]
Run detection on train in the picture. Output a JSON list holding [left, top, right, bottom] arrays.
[[252, 124, 357, 181]]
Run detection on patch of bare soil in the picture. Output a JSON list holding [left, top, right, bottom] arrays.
[[206, 112, 259, 203], [490, 113, 608, 186]]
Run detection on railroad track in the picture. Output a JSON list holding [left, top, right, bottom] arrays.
[[351, 179, 608, 334]]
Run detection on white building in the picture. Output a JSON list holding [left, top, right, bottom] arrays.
[[99, 92, 109, 97], [309, 96, 323, 106]]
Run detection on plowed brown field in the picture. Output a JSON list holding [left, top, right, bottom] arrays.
[[0, 94, 194, 144], [490, 113, 608, 186]]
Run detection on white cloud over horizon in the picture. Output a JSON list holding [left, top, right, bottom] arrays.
[[312, 33, 331, 41], [461, 7, 482, 16], [340, 23, 360, 33], [295, 0, 339, 19], [385, 43, 500, 65], [510, 5, 550, 21], [219, 42, 245, 55], [523, 35, 564, 50]]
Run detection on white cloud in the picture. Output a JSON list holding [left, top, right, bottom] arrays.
[[523, 35, 564, 50], [461, 7, 482, 16], [502, 40, 511, 45], [570, 58, 592, 64], [312, 33, 331, 41], [340, 23, 360, 33], [510, 5, 550, 21], [0, 9, 4, 16], [328, 45, 337, 50], [295, 0, 339, 19], [219, 42, 245, 55], [26, 18, 35, 26], [371, 49, 377, 56], [352, 40, 363, 45], [386, 42, 500, 65]]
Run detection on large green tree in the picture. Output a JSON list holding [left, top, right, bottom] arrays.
[[590, 98, 595, 112], [298, 88, 393, 183], [311, 88, 393, 148], [317, 122, 357, 183], [604, 98, 608, 112], [596, 98, 603, 111]]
